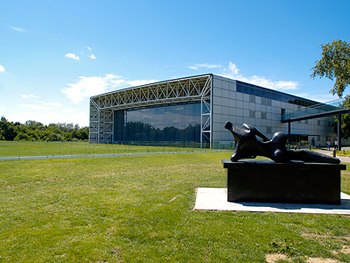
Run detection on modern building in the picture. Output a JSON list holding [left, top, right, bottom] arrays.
[[89, 74, 335, 147]]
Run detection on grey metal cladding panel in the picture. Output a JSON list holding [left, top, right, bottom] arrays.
[[222, 81, 229, 90], [213, 104, 224, 115]]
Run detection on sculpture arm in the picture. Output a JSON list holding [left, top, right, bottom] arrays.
[[242, 123, 269, 142]]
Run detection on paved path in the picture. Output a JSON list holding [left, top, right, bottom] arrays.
[[194, 188, 350, 214]]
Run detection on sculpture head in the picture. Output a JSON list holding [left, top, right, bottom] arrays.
[[270, 132, 287, 145], [224, 121, 233, 130]]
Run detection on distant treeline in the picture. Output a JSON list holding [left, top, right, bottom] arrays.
[[0, 117, 89, 141]]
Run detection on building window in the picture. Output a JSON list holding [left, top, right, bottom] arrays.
[[318, 120, 321, 125], [261, 98, 272, 106], [249, 110, 255, 118], [281, 108, 285, 120], [261, 112, 267, 119], [249, 95, 255, 103], [305, 120, 308, 124], [266, 126, 271, 134]]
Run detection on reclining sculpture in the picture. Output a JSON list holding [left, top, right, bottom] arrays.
[[224, 122, 340, 164]]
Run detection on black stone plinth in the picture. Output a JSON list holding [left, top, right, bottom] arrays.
[[222, 160, 346, 205]]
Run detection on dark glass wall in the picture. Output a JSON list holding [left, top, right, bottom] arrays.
[[236, 81, 320, 107], [114, 111, 124, 142], [115, 102, 201, 143]]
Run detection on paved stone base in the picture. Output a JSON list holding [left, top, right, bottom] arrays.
[[194, 188, 350, 215]]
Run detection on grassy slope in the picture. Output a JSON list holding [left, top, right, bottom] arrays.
[[0, 153, 349, 262]]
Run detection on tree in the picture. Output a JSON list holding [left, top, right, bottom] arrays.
[[47, 133, 64, 141], [25, 120, 44, 129], [0, 117, 89, 141], [14, 132, 29, 141], [0, 117, 18, 140], [331, 99, 350, 139], [311, 40, 350, 142], [79, 127, 89, 140], [311, 39, 350, 98]]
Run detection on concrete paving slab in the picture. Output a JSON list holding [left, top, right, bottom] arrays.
[[194, 188, 350, 215]]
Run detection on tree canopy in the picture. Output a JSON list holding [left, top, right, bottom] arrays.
[[0, 117, 89, 141], [311, 39, 350, 98], [311, 40, 350, 139]]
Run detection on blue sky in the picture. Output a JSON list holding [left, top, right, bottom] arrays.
[[1, 0, 349, 127]]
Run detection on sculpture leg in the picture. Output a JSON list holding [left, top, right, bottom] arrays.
[[287, 150, 340, 164]]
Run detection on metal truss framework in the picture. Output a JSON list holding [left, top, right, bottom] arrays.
[[89, 74, 213, 145]]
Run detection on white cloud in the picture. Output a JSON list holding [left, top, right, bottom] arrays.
[[21, 94, 38, 99], [0, 107, 5, 110], [11, 26, 25, 32], [8, 110, 89, 127], [256, 77, 298, 91], [189, 63, 221, 70], [21, 97, 62, 107], [47, 111, 89, 127], [48, 102, 63, 107], [274, 80, 299, 91], [65, 53, 80, 60], [126, 79, 158, 86], [228, 62, 239, 75], [87, 47, 92, 50], [221, 61, 299, 92], [61, 74, 125, 104], [0, 65, 5, 72], [20, 104, 51, 110], [89, 54, 96, 59]]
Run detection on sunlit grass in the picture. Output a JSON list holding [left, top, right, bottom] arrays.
[[0, 141, 218, 158], [335, 149, 350, 157], [0, 153, 349, 262]]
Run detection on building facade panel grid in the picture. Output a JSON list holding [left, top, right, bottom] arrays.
[[90, 74, 335, 146]]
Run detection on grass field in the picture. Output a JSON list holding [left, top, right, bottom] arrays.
[[0, 152, 350, 262], [0, 141, 218, 158]]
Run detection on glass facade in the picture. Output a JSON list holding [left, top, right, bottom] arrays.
[[114, 102, 201, 143], [236, 81, 319, 107]]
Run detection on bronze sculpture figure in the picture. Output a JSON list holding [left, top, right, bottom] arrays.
[[225, 122, 340, 164]]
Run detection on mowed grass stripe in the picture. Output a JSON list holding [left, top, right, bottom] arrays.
[[0, 141, 217, 158]]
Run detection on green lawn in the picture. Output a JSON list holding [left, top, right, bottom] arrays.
[[0, 141, 217, 158], [0, 153, 349, 262]]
